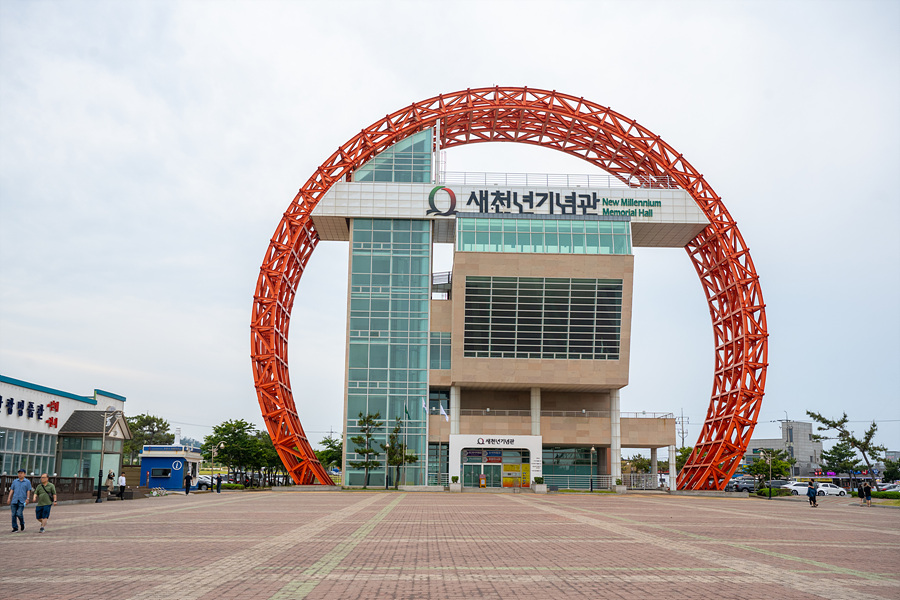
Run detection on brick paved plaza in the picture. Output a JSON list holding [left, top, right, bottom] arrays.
[[2, 490, 898, 600]]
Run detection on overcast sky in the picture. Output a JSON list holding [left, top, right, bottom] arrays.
[[1, 1, 898, 459]]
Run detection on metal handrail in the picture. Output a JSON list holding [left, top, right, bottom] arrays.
[[459, 409, 531, 417], [438, 171, 679, 189], [539, 410, 610, 418], [621, 412, 674, 419]]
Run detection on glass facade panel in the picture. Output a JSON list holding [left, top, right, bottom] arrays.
[[0, 427, 56, 476], [353, 129, 433, 184], [463, 276, 622, 360], [429, 332, 451, 370], [346, 218, 431, 487], [457, 215, 631, 256]]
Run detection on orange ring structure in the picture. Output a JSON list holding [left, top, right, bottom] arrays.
[[251, 86, 768, 489]]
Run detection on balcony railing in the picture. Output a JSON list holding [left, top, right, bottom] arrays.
[[454, 410, 672, 418], [438, 171, 679, 189]]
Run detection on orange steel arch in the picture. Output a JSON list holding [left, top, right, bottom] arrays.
[[251, 86, 768, 489]]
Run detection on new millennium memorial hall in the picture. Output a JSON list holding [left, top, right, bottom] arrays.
[[308, 127, 705, 489]]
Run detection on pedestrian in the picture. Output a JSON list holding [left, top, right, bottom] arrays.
[[215, 473, 222, 494], [183, 471, 192, 495], [864, 481, 872, 507], [105, 470, 115, 496], [7, 469, 32, 533], [806, 481, 818, 507], [31, 473, 57, 533], [858, 481, 865, 504], [117, 472, 126, 500]]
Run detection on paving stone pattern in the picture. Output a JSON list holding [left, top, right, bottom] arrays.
[[1, 491, 898, 599]]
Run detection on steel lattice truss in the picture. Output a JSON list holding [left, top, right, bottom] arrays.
[[251, 86, 768, 489]]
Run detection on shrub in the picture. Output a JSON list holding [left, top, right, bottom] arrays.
[[615, 478, 623, 486], [221, 483, 245, 490], [451, 476, 459, 484], [533, 477, 544, 485], [756, 488, 793, 497]]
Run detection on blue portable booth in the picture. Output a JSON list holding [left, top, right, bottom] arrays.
[[139, 445, 202, 490]]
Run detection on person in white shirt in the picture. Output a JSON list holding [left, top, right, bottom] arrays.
[[117, 473, 127, 500]]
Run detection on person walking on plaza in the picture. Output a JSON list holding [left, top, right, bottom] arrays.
[[31, 473, 57, 533], [858, 481, 865, 505], [183, 471, 192, 495], [864, 481, 873, 507], [105, 470, 115, 496], [806, 481, 818, 507], [117, 472, 126, 500], [7, 469, 32, 532], [215, 474, 222, 494]]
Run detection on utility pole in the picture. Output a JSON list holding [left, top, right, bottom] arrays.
[[676, 409, 689, 448]]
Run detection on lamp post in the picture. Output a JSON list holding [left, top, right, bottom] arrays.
[[210, 442, 224, 488], [590, 446, 596, 492], [95, 409, 115, 503]]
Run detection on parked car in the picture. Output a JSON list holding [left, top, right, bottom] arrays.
[[814, 482, 846, 496], [784, 482, 814, 495], [196, 475, 212, 490], [880, 484, 900, 492], [726, 478, 756, 492], [764, 480, 791, 489]]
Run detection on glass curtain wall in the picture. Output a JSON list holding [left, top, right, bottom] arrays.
[[0, 428, 57, 476], [346, 218, 431, 487]]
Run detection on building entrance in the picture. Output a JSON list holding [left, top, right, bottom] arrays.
[[461, 448, 530, 487]]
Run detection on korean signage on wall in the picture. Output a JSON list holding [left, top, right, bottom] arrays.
[[428, 185, 661, 218], [1, 396, 60, 428]]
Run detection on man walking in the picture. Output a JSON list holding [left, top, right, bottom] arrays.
[[215, 473, 222, 494], [117, 472, 126, 500], [806, 480, 818, 508], [31, 473, 57, 533], [7, 469, 32, 532], [183, 471, 192, 495]]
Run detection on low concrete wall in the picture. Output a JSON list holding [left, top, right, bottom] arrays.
[[670, 490, 749, 498]]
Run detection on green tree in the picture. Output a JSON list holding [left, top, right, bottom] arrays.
[[745, 448, 795, 486], [819, 440, 861, 482], [124, 414, 174, 464], [380, 418, 418, 490], [881, 458, 900, 483], [675, 446, 693, 472], [203, 419, 257, 481], [806, 411, 886, 486], [315, 434, 343, 471], [624, 453, 651, 474], [348, 412, 382, 488]]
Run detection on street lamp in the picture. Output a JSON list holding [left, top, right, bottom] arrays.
[[590, 446, 596, 492], [211, 442, 225, 489]]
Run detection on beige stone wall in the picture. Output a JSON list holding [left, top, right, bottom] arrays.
[[540, 416, 611, 445], [448, 251, 633, 391], [460, 389, 530, 410], [541, 391, 610, 412], [428, 415, 450, 442], [620, 418, 676, 447], [460, 415, 532, 436], [430, 299, 452, 332]]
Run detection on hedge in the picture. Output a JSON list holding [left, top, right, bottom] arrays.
[[756, 488, 793, 497], [221, 483, 245, 490], [852, 491, 900, 499]]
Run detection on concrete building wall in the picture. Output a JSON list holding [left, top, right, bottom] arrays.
[[448, 251, 633, 391]]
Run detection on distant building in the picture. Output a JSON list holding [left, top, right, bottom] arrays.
[[884, 450, 900, 462], [1, 374, 130, 477], [741, 421, 822, 477]]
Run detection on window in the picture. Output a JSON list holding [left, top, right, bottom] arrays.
[[457, 215, 631, 256], [463, 276, 622, 360], [429, 332, 451, 369], [353, 129, 432, 183]]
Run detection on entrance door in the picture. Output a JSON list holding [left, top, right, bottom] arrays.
[[463, 464, 480, 487], [484, 464, 502, 487]]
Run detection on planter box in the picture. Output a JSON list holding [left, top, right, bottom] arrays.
[[449, 482, 462, 493], [533, 484, 547, 494], [614, 485, 627, 494]]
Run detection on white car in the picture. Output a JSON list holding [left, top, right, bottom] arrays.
[[814, 482, 846, 496], [784, 482, 813, 495]]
